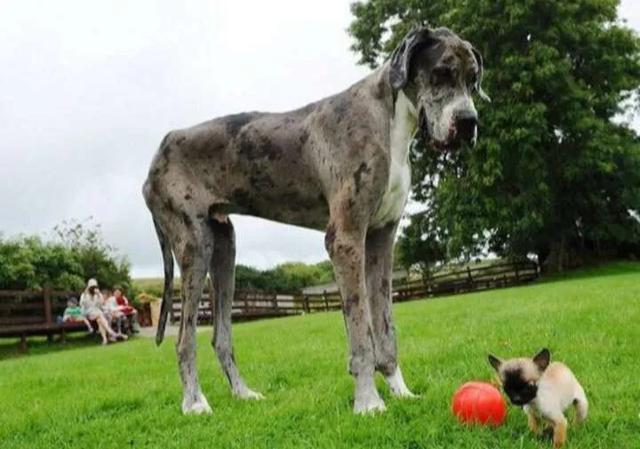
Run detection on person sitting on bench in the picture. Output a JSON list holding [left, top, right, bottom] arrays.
[[62, 297, 93, 333], [80, 278, 127, 345], [104, 287, 140, 334]]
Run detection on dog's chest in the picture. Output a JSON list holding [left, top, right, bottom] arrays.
[[371, 94, 415, 228]]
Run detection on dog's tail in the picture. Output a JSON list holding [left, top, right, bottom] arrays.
[[152, 218, 174, 346], [574, 385, 589, 424]]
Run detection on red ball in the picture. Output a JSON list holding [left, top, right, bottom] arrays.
[[452, 381, 507, 426]]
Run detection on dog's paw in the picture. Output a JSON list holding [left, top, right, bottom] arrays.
[[234, 386, 265, 400], [391, 386, 418, 398], [354, 393, 386, 414], [182, 393, 212, 415], [386, 367, 418, 398]]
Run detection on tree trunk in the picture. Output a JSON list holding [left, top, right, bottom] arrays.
[[543, 236, 567, 273]]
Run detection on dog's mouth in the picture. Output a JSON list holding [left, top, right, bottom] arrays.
[[418, 107, 430, 144], [418, 107, 465, 153]]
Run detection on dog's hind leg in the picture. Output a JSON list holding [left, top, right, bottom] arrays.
[[574, 384, 588, 424], [173, 217, 213, 414], [365, 223, 415, 398], [210, 216, 263, 400]]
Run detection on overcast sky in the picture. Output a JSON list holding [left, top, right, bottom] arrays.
[[1, 1, 639, 277]]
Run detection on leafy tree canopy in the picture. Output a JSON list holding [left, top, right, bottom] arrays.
[[350, 0, 640, 272]]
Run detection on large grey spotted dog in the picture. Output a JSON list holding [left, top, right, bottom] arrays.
[[143, 26, 490, 415]]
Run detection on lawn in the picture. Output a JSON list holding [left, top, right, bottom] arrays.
[[1, 262, 639, 449]]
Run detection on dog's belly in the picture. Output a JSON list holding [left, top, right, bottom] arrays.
[[229, 185, 330, 231]]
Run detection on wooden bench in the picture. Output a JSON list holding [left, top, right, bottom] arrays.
[[0, 289, 92, 350]]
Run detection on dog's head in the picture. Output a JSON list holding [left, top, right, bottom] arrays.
[[488, 348, 550, 406], [389, 27, 490, 150]]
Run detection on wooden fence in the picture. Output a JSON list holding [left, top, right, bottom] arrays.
[[0, 261, 539, 338], [170, 260, 539, 324]]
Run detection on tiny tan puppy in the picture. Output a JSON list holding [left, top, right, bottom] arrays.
[[488, 349, 588, 448]]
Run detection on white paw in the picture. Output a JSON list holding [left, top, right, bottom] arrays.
[[386, 366, 418, 398], [182, 394, 212, 415], [354, 394, 387, 414], [234, 387, 265, 400]]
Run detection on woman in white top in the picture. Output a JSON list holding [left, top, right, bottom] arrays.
[[80, 278, 127, 345]]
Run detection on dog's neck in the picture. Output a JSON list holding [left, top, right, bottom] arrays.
[[390, 90, 418, 160], [362, 62, 418, 158]]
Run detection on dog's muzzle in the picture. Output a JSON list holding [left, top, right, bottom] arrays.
[[454, 110, 478, 147]]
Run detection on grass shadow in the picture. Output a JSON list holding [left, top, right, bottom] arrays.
[[0, 332, 137, 362]]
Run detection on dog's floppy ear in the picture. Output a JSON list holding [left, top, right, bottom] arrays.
[[533, 348, 551, 371], [488, 354, 503, 372], [389, 27, 436, 90], [471, 47, 491, 102]]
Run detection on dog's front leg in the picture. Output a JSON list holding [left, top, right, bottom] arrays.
[[365, 223, 415, 398], [540, 407, 568, 448], [524, 405, 541, 435], [325, 219, 385, 414]]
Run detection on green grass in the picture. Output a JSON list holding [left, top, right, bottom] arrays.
[[132, 277, 180, 298], [1, 262, 639, 449]]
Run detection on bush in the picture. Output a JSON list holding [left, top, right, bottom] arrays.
[[0, 219, 131, 293]]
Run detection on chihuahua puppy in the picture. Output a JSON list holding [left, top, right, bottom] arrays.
[[488, 349, 588, 448]]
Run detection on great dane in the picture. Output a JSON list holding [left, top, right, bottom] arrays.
[[143, 26, 489, 414]]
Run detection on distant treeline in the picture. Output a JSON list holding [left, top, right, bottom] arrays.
[[135, 261, 335, 297]]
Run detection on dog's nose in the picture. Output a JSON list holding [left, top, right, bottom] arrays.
[[456, 111, 478, 144]]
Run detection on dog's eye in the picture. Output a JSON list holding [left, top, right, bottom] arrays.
[[431, 67, 454, 86], [468, 72, 478, 88]]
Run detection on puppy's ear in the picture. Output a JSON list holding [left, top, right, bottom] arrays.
[[488, 354, 503, 372], [389, 27, 437, 90], [533, 348, 551, 371]]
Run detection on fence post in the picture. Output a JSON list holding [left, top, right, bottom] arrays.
[[243, 291, 250, 317], [303, 295, 310, 313], [170, 296, 177, 324], [466, 267, 473, 289], [515, 264, 520, 282], [323, 290, 329, 311], [208, 277, 215, 321], [19, 334, 28, 352]]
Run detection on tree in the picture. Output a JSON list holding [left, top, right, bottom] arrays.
[[350, 0, 640, 272], [54, 219, 132, 291], [0, 219, 131, 291], [235, 261, 335, 292]]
